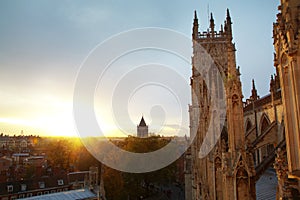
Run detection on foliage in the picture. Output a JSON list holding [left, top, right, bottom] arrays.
[[102, 166, 126, 200], [76, 146, 98, 171], [42, 136, 180, 199], [122, 136, 169, 153], [45, 138, 82, 172], [104, 136, 178, 199]]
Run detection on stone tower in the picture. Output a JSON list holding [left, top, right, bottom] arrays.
[[189, 10, 256, 200], [273, 0, 300, 198], [137, 116, 148, 138]]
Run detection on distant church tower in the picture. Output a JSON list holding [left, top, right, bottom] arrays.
[[137, 116, 148, 138]]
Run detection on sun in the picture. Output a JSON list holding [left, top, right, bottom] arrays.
[[0, 116, 76, 137]]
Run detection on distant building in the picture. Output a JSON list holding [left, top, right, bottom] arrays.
[[137, 117, 148, 138], [24, 156, 46, 168], [12, 153, 29, 165], [0, 166, 104, 200], [0, 157, 12, 173], [0, 135, 39, 153]]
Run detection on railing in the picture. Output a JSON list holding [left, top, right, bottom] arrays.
[[243, 95, 272, 113], [197, 31, 226, 39], [243, 90, 282, 113]]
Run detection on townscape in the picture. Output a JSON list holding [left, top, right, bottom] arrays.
[[1, 0, 300, 199]]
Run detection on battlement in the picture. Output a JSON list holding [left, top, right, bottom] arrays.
[[193, 9, 232, 41], [196, 30, 227, 39]]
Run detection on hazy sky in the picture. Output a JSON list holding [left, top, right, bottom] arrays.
[[0, 0, 279, 137]]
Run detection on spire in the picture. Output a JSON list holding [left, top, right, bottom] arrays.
[[250, 79, 259, 100], [194, 10, 198, 20], [252, 79, 256, 90], [210, 12, 214, 23], [137, 116, 148, 138], [138, 116, 147, 127], [193, 10, 199, 40], [210, 13, 215, 36], [225, 8, 232, 39], [226, 8, 231, 22]]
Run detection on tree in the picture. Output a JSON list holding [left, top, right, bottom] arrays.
[[46, 139, 72, 171], [102, 166, 126, 200], [103, 136, 178, 199]]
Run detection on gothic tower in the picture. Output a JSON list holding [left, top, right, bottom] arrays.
[[189, 10, 256, 200], [137, 116, 148, 138], [273, 0, 300, 198]]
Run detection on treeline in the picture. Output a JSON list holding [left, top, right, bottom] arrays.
[[44, 136, 180, 199], [104, 136, 177, 199]]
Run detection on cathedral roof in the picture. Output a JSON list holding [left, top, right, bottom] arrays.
[[138, 116, 147, 126]]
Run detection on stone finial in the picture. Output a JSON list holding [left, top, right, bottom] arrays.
[[193, 10, 199, 40], [226, 8, 231, 21], [250, 79, 259, 100], [210, 13, 215, 35], [225, 9, 232, 39]]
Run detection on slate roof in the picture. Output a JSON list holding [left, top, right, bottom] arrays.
[[256, 168, 277, 200], [20, 188, 96, 200]]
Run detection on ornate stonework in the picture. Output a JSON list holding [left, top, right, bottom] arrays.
[[273, 0, 300, 180], [186, 1, 300, 198], [273, 0, 300, 198], [188, 10, 256, 200]]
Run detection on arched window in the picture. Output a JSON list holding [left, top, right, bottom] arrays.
[[236, 167, 249, 199], [260, 114, 270, 134]]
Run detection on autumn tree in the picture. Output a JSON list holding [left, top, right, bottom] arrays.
[[46, 139, 72, 171], [103, 136, 177, 199]]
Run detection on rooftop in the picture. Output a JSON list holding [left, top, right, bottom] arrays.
[[20, 188, 96, 200]]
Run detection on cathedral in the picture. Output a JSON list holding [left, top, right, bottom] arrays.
[[186, 0, 300, 199]]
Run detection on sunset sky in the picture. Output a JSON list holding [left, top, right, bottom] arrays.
[[0, 0, 279, 137]]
